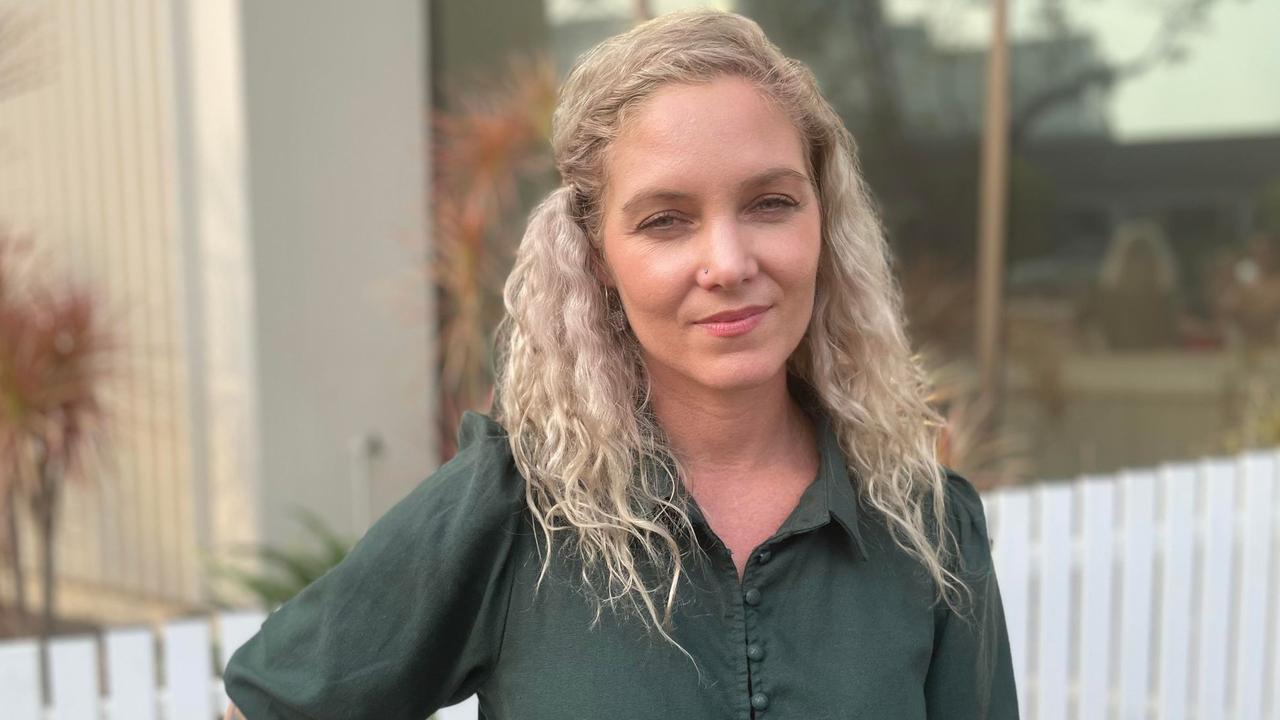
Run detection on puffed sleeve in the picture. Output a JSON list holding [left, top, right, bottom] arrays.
[[923, 469, 1020, 719], [224, 411, 526, 719]]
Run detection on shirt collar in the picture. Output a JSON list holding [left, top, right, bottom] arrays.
[[762, 403, 869, 561], [813, 409, 871, 561], [665, 379, 870, 562]]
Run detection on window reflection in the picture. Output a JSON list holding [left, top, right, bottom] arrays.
[[432, 0, 1280, 481]]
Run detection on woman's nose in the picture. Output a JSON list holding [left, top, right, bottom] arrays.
[[696, 218, 758, 289]]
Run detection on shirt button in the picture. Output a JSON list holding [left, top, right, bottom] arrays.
[[756, 549, 772, 564], [751, 692, 770, 710], [747, 643, 765, 661], [744, 588, 762, 606]]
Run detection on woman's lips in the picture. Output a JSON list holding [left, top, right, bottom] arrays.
[[695, 305, 770, 337]]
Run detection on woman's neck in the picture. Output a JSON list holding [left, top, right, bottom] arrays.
[[647, 368, 813, 483]]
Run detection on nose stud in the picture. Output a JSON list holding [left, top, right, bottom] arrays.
[[701, 268, 709, 275]]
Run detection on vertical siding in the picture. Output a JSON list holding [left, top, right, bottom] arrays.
[[0, 0, 198, 619]]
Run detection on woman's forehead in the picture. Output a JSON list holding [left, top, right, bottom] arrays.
[[603, 77, 809, 204]]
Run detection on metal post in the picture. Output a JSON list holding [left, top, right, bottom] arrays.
[[976, 0, 1011, 422]]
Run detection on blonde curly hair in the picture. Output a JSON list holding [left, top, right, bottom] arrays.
[[494, 9, 964, 647]]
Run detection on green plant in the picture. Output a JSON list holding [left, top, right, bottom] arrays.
[[1219, 353, 1280, 454], [208, 508, 353, 609], [1257, 179, 1280, 236]]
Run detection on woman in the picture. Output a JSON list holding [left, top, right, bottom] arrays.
[[1078, 218, 1182, 351], [224, 10, 1018, 719]]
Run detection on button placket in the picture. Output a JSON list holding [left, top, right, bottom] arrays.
[[742, 544, 773, 714], [710, 542, 754, 719]]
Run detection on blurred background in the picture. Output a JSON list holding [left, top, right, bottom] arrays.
[[0, 0, 1277, 668]]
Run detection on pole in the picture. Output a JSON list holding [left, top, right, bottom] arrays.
[[976, 0, 1011, 425]]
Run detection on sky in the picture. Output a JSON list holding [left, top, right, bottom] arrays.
[[555, 0, 1280, 142], [889, 0, 1280, 141]]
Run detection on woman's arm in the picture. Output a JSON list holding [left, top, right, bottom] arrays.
[[222, 412, 525, 719], [923, 470, 1020, 719], [224, 704, 244, 720]]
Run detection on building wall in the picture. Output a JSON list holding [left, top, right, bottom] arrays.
[[0, 0, 200, 621], [0, 0, 435, 625], [237, 0, 435, 550]]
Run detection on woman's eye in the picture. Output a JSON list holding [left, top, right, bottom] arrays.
[[752, 195, 799, 214], [637, 212, 683, 233]]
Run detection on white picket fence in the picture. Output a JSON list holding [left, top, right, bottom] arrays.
[[0, 609, 478, 720], [0, 450, 1277, 719], [985, 449, 1280, 719]]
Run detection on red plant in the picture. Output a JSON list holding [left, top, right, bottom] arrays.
[[431, 55, 557, 459], [0, 235, 115, 638], [926, 351, 1029, 490]]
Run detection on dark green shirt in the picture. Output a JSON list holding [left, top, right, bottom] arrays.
[[225, 410, 1018, 719]]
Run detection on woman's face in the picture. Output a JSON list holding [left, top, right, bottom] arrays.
[[599, 75, 822, 394]]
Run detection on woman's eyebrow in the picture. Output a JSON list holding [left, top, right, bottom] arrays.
[[619, 167, 811, 214], [621, 189, 695, 215], [740, 167, 811, 190]]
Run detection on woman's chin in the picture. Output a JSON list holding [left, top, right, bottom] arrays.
[[689, 356, 790, 394]]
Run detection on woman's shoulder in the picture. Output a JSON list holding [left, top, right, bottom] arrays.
[[937, 466, 996, 574], [384, 410, 527, 543], [432, 410, 521, 491], [938, 466, 992, 548], [940, 466, 985, 519]]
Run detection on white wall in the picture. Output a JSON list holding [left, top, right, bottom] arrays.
[[235, 0, 435, 548]]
